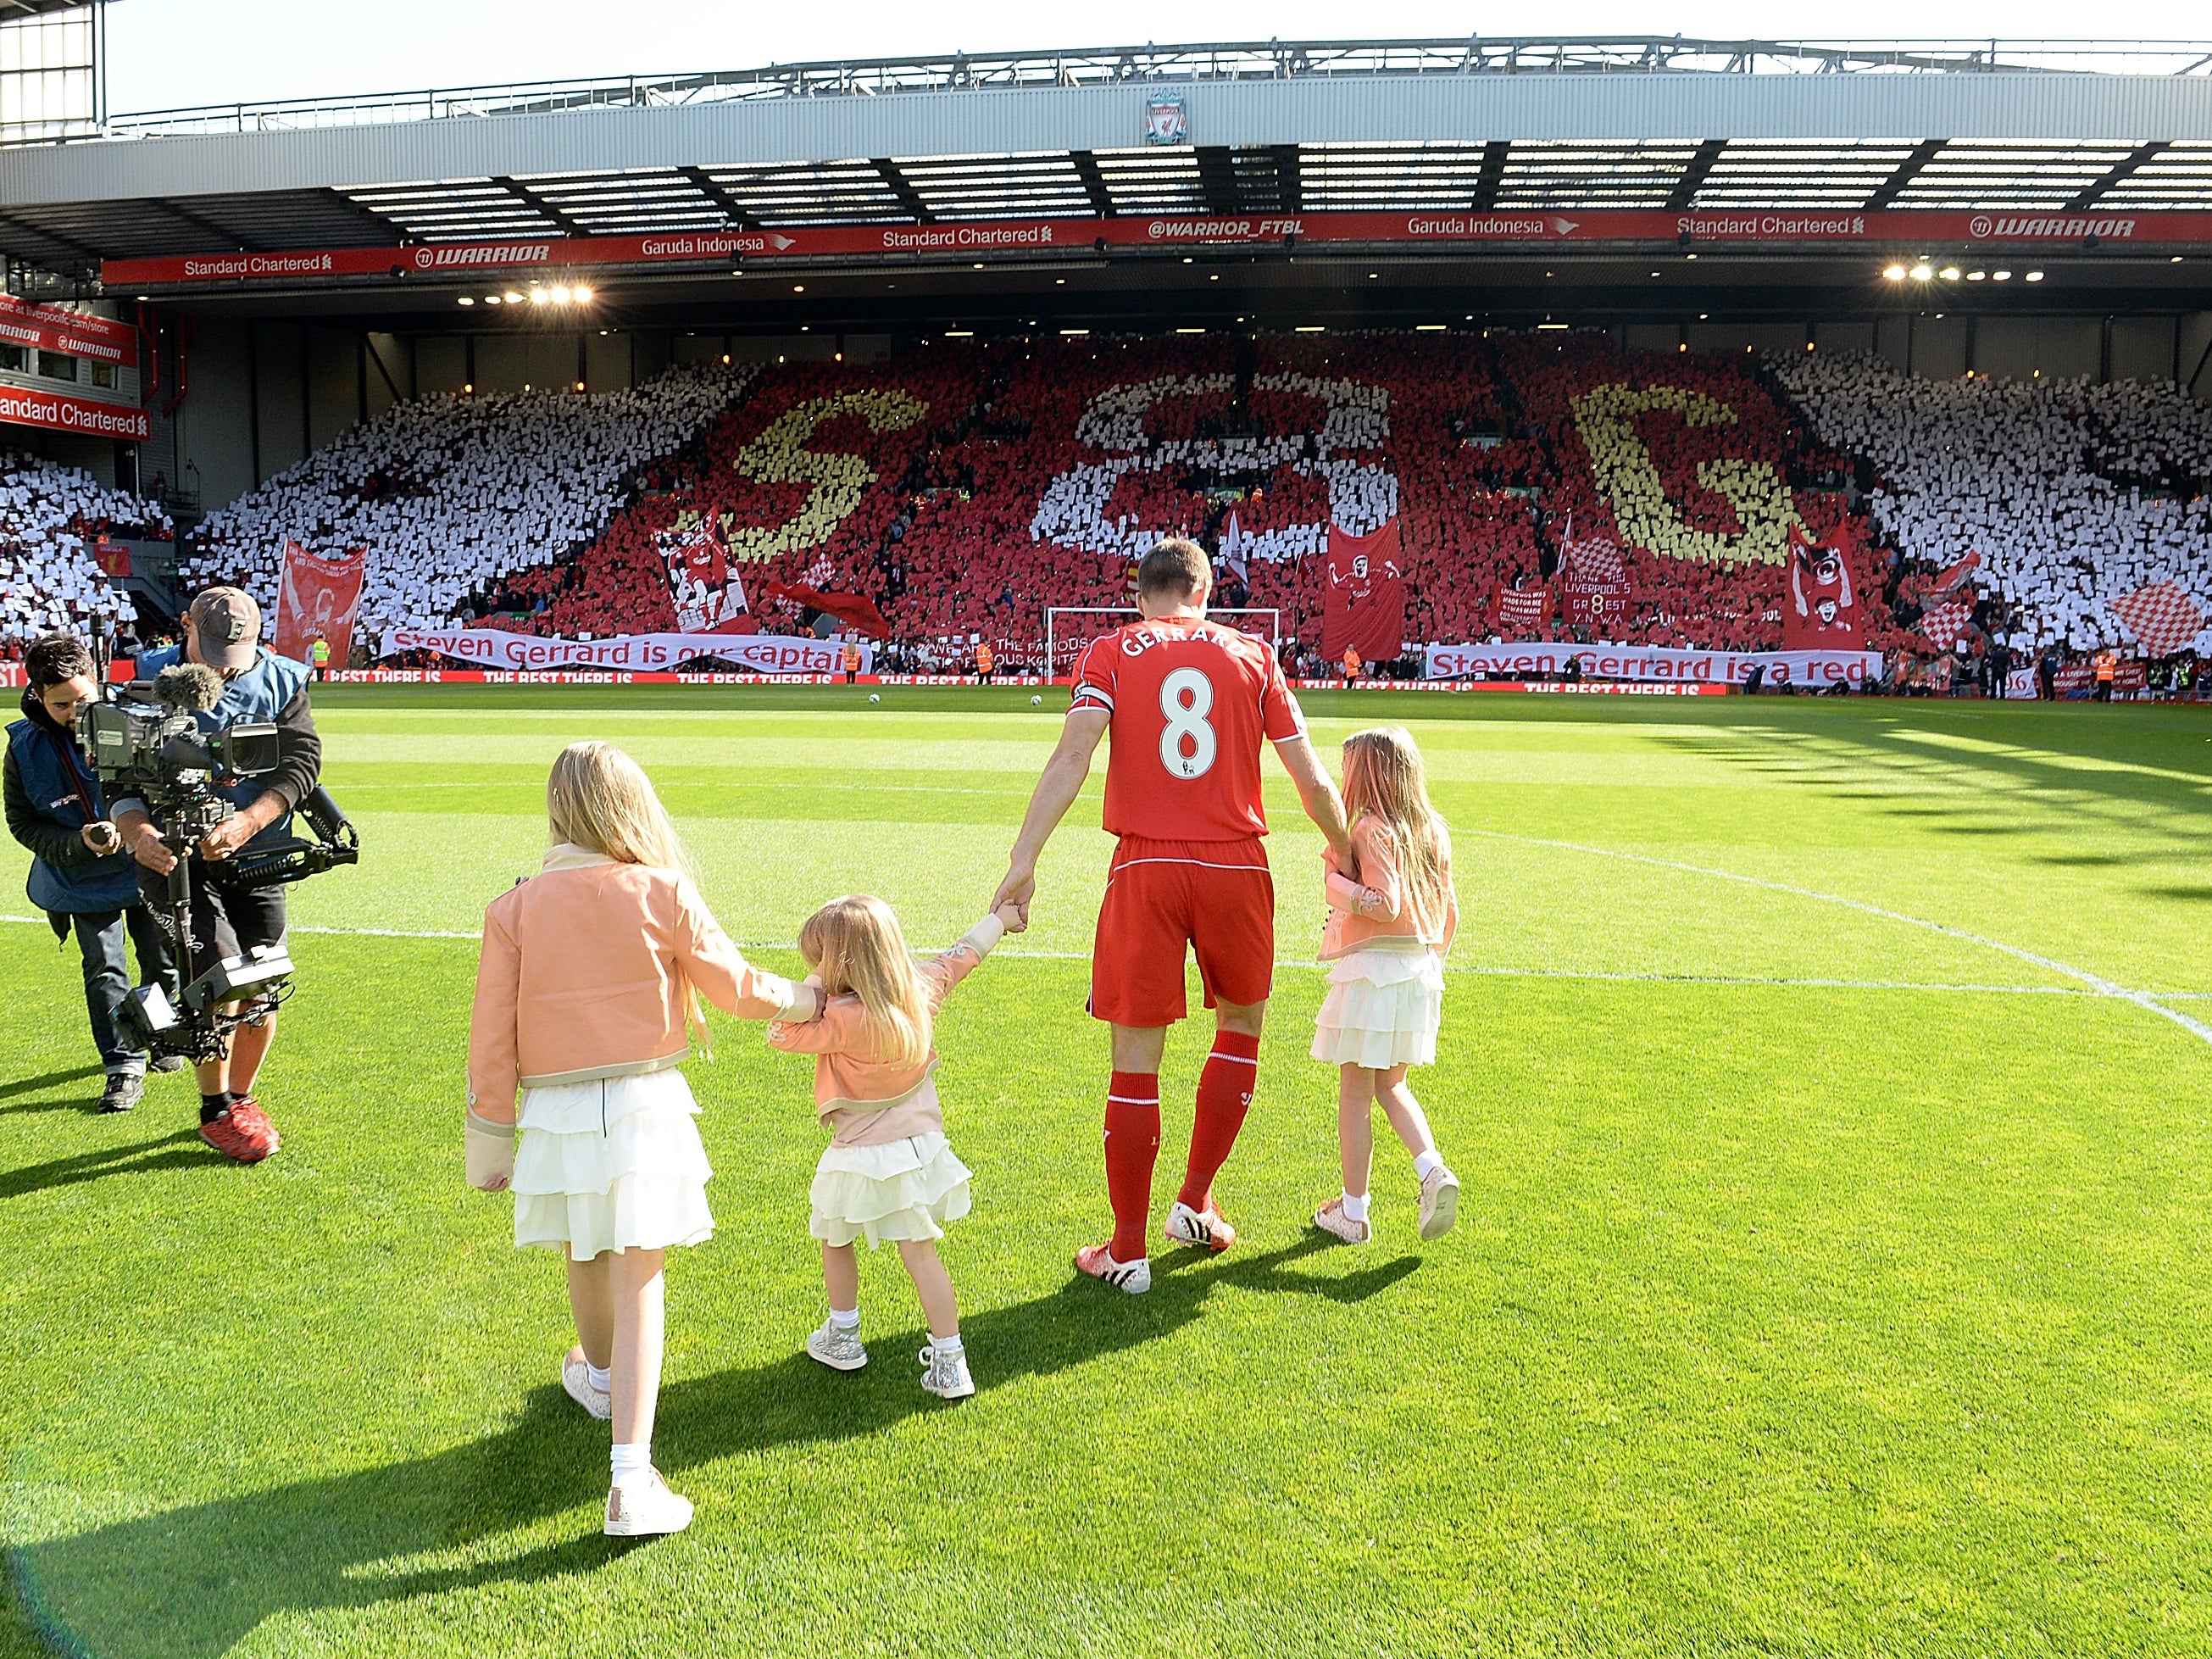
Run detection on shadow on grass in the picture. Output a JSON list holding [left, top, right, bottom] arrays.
[[0, 1066, 102, 1110], [0, 1131, 208, 1200], [2139, 884, 2212, 903], [8, 1237, 1418, 1656]]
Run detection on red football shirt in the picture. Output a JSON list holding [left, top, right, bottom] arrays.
[[1072, 617, 1306, 840]]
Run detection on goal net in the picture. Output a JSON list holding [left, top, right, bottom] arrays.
[[1042, 607, 1283, 678]]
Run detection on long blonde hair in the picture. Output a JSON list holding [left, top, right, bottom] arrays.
[[1341, 726, 1450, 933], [547, 741, 692, 877], [797, 895, 931, 1070]]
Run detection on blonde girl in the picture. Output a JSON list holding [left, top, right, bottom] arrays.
[[768, 894, 1022, 1400], [466, 741, 818, 1537], [1310, 726, 1462, 1246]]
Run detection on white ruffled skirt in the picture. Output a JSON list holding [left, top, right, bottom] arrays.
[[810, 1131, 972, 1248], [1310, 944, 1446, 1070], [512, 1070, 713, 1260]]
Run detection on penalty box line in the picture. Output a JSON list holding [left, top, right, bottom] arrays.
[[4, 916, 2196, 1002], [1466, 830, 2212, 1049]]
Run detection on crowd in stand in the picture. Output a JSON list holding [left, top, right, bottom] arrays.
[[184, 365, 755, 645], [0, 451, 170, 653], [13, 331, 2211, 688]]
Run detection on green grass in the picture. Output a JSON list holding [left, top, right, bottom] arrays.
[[5, 685, 2212, 1657]]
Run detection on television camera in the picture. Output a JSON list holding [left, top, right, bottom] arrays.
[[75, 663, 360, 1061]]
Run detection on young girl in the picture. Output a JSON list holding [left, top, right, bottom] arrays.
[[465, 741, 819, 1538], [768, 894, 1021, 1400], [1311, 726, 1462, 1246]]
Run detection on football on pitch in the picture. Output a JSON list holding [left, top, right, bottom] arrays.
[[1031, 694, 1042, 704], [869, 693, 881, 703]]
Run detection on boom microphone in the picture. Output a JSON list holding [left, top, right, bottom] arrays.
[[153, 662, 224, 712]]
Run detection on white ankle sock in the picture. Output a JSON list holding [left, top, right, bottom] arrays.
[[610, 1441, 652, 1490], [827, 1306, 859, 1331], [931, 1333, 964, 1356], [1341, 1191, 1370, 1224], [1413, 1150, 1443, 1183], [586, 1361, 610, 1394]]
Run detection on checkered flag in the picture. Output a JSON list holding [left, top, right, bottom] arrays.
[[1919, 600, 1971, 651], [1565, 539, 1625, 588], [2109, 582, 2205, 658]]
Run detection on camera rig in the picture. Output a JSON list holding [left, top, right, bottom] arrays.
[[75, 674, 360, 1061]]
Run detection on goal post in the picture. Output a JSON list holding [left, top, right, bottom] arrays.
[[1043, 606, 1283, 678]]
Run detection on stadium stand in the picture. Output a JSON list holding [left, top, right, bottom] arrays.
[[1768, 349, 2212, 657], [0, 451, 168, 649], [183, 364, 755, 645]]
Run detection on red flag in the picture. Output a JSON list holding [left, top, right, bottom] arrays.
[[665, 517, 748, 632], [1931, 551, 1982, 596], [764, 582, 891, 639], [2109, 581, 2204, 657], [272, 541, 365, 666], [1321, 520, 1405, 662], [1783, 544, 1863, 649], [1918, 599, 1971, 651], [1559, 537, 1630, 631], [1494, 584, 1550, 635]]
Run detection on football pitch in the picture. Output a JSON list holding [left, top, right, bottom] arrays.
[[4, 684, 2212, 1658]]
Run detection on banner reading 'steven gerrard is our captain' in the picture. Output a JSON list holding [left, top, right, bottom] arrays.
[[381, 625, 871, 676]]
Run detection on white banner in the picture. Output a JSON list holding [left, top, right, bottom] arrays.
[[381, 625, 871, 676], [1424, 640, 1883, 688]]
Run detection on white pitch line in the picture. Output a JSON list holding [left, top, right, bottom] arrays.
[[1466, 830, 2212, 1049]]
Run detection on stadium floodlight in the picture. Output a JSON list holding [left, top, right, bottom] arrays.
[[1060, 328, 1089, 336], [503, 291, 524, 303], [1295, 325, 1326, 333], [574, 286, 594, 302], [792, 284, 804, 293], [528, 289, 549, 305], [1967, 270, 1986, 281], [483, 294, 501, 305], [1415, 324, 1447, 331], [2026, 270, 2044, 281], [1938, 267, 1961, 281], [1882, 264, 1907, 280], [1993, 270, 2013, 281], [550, 285, 572, 303], [1909, 263, 1934, 281], [457, 296, 474, 306]]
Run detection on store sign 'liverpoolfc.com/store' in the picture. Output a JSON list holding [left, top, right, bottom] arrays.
[[101, 209, 2212, 289]]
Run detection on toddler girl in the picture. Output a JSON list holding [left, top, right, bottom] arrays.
[[1310, 726, 1462, 1246], [768, 894, 1020, 1400], [466, 741, 819, 1537]]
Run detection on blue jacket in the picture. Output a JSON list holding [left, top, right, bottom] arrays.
[[4, 695, 141, 913], [124, 643, 314, 848]]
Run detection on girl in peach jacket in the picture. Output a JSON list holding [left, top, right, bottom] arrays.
[[466, 741, 817, 1539]]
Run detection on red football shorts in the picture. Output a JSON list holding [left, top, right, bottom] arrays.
[[1091, 835, 1276, 1027]]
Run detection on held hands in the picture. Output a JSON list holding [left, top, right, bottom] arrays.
[[993, 899, 1029, 934], [991, 863, 1036, 931]]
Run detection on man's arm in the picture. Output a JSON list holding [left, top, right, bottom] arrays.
[[199, 686, 320, 862], [992, 706, 1110, 918], [1271, 732, 1353, 867], [3, 744, 91, 866]]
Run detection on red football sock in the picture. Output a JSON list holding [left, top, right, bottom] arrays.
[[1178, 1029, 1261, 1212], [1103, 1072, 1161, 1262]]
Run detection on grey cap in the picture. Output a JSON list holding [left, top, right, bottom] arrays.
[[187, 586, 260, 671]]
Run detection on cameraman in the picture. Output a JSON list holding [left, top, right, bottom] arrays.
[[4, 632, 181, 1112], [113, 587, 321, 1164]]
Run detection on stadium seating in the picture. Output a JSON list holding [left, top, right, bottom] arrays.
[[0, 450, 168, 648], [1768, 350, 2212, 656], [30, 329, 2197, 671], [184, 364, 755, 643]]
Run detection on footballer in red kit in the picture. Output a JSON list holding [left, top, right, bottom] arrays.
[[995, 538, 1353, 1294]]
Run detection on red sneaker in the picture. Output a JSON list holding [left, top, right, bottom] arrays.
[[200, 1094, 281, 1163]]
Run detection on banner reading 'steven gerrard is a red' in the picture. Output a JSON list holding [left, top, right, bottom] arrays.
[[273, 542, 366, 667]]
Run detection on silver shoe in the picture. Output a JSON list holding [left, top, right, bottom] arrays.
[[1313, 1196, 1371, 1244], [1418, 1166, 1461, 1241], [806, 1319, 869, 1372], [919, 1344, 975, 1400]]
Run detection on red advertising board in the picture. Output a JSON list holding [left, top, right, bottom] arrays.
[[0, 384, 148, 441], [100, 208, 2212, 289], [0, 293, 137, 368]]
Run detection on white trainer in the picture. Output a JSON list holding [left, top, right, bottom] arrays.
[[1418, 1165, 1461, 1241], [919, 1344, 975, 1400], [806, 1319, 869, 1372], [1163, 1200, 1237, 1253], [603, 1471, 693, 1538], [1313, 1195, 1371, 1244], [561, 1348, 611, 1421], [1074, 1242, 1153, 1294]]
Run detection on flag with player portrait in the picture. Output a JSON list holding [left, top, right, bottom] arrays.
[[272, 541, 366, 665], [1320, 518, 1405, 662], [664, 515, 748, 633]]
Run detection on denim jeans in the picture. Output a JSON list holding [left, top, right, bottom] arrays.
[[71, 905, 177, 1076]]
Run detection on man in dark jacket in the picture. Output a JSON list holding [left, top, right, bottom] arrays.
[[114, 587, 321, 1163], [3, 632, 178, 1111]]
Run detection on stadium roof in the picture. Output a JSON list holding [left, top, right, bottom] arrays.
[[7, 38, 2212, 310]]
